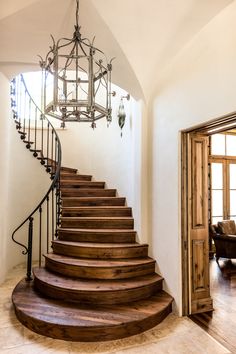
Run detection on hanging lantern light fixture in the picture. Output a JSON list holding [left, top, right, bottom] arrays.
[[117, 93, 130, 137], [39, 0, 114, 128]]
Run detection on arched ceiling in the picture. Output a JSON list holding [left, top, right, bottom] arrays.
[[0, 0, 233, 101]]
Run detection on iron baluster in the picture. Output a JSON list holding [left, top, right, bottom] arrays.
[[23, 88, 27, 135], [41, 113, 44, 164], [51, 130, 54, 176], [26, 217, 34, 281], [52, 189, 55, 241], [34, 107, 38, 155], [39, 206, 42, 267], [46, 122, 50, 172], [46, 195, 49, 253], [26, 98, 32, 149], [18, 76, 22, 126]]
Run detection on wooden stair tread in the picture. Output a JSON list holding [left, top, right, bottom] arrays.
[[44, 253, 155, 267], [60, 181, 104, 185], [58, 227, 135, 232], [57, 228, 136, 243], [61, 207, 132, 216], [61, 167, 78, 173], [61, 189, 117, 198], [62, 197, 124, 199], [61, 216, 133, 220], [58, 227, 136, 234], [61, 188, 115, 191], [33, 267, 162, 292], [53, 240, 144, 248], [45, 253, 155, 279], [60, 173, 92, 179], [62, 206, 131, 210], [62, 197, 126, 207], [12, 280, 172, 341]]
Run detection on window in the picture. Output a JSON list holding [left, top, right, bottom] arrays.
[[210, 132, 236, 223]]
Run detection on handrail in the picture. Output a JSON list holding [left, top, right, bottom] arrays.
[[10, 73, 62, 280]]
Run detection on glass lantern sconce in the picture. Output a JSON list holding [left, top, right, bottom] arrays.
[[117, 94, 130, 137]]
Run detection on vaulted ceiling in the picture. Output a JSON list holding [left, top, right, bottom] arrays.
[[0, 0, 233, 100]]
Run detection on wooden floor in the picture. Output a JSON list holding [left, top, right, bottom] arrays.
[[190, 258, 236, 353]]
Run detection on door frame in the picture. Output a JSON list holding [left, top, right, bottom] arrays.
[[181, 111, 236, 315]]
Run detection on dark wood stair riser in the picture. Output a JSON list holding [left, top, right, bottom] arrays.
[[61, 189, 116, 197], [52, 242, 148, 259], [34, 278, 163, 305], [62, 197, 126, 207], [57, 229, 136, 243], [60, 167, 77, 174], [60, 181, 105, 189], [61, 207, 132, 217], [60, 174, 92, 181], [45, 257, 156, 280], [60, 218, 134, 229]]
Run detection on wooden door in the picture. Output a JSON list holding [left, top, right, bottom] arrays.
[[187, 133, 213, 314]]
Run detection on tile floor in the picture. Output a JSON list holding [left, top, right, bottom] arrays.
[[0, 263, 231, 354]]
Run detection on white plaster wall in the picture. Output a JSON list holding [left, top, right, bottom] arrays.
[[150, 1, 236, 314], [0, 72, 10, 283], [57, 86, 144, 238]]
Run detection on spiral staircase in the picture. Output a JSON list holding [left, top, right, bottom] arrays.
[[11, 75, 173, 342]]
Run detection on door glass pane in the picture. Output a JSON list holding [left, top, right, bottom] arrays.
[[230, 164, 236, 189], [211, 134, 225, 155], [230, 190, 236, 216], [211, 163, 223, 189], [212, 190, 223, 217], [226, 135, 236, 156]]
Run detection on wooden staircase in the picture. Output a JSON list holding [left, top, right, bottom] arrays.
[[12, 166, 173, 342]]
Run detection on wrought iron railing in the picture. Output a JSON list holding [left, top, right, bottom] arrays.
[[10, 74, 62, 281]]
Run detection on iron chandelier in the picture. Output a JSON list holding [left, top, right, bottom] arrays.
[[39, 0, 114, 128]]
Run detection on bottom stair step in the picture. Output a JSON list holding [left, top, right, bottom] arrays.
[[12, 279, 173, 342]]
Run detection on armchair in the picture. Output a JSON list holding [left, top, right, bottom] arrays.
[[210, 220, 236, 263]]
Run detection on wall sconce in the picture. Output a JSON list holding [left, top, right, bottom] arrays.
[[117, 94, 130, 137]]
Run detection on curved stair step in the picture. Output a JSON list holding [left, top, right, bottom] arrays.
[[57, 228, 136, 243], [44, 253, 156, 279], [60, 173, 92, 181], [60, 181, 105, 188], [12, 280, 172, 341], [62, 197, 126, 207], [60, 216, 134, 229], [61, 189, 116, 197], [61, 206, 132, 217], [33, 268, 163, 304], [60, 166, 78, 174], [52, 240, 148, 258]]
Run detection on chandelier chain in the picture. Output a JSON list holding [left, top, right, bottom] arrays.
[[76, 0, 79, 28]]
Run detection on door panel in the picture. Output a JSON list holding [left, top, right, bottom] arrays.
[[188, 134, 213, 314]]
